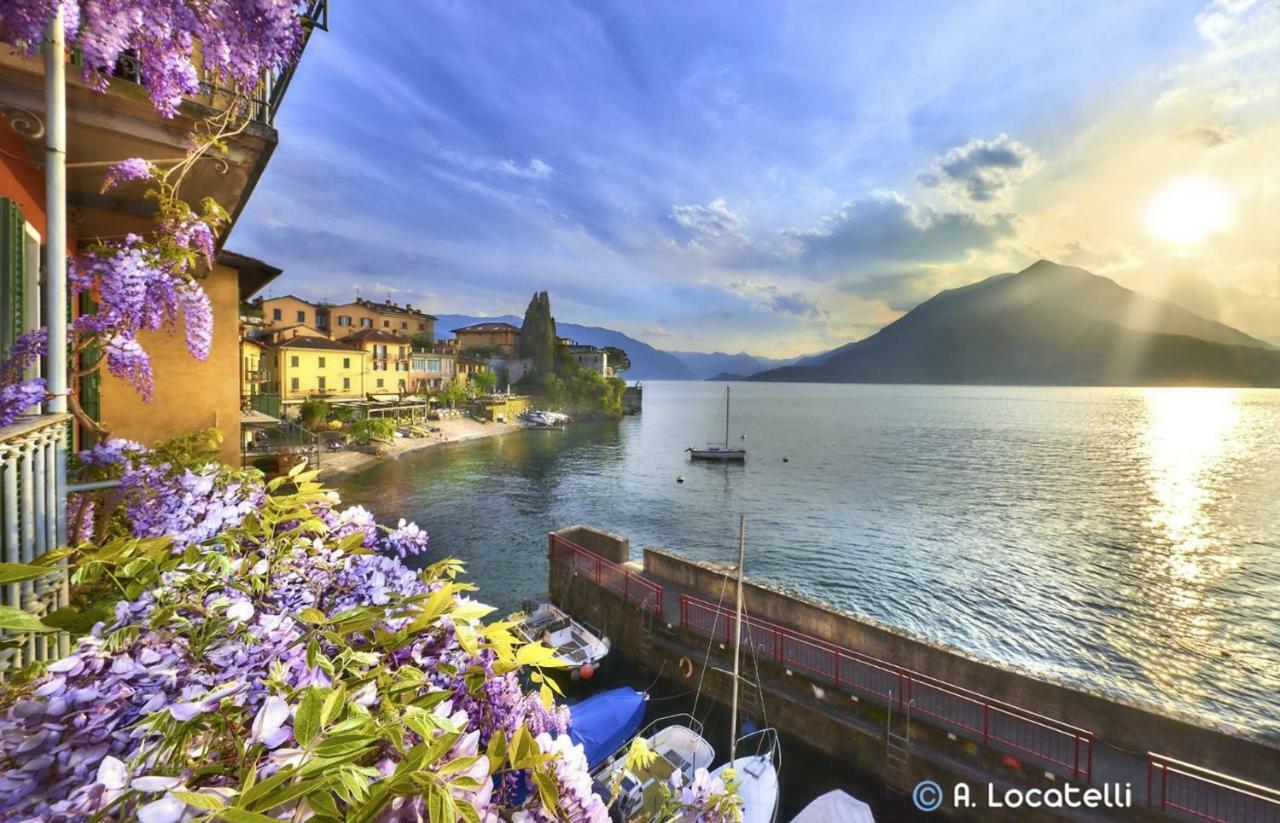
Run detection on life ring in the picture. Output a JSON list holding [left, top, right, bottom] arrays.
[[678, 656, 693, 680]]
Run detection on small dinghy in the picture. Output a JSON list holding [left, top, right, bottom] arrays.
[[592, 714, 717, 822], [514, 602, 610, 674], [790, 790, 875, 823], [711, 728, 780, 823], [568, 687, 647, 771]]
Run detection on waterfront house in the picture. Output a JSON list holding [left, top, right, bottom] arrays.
[[330, 297, 436, 340], [452, 321, 521, 356], [263, 336, 367, 416], [566, 343, 611, 377], [409, 348, 457, 394], [339, 328, 413, 395]]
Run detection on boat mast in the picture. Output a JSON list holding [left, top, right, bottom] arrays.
[[725, 386, 731, 447], [729, 513, 745, 762]]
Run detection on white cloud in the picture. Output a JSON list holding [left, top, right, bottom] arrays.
[[671, 198, 748, 241], [499, 157, 554, 179], [917, 134, 1040, 206]]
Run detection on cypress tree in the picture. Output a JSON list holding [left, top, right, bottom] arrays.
[[519, 291, 557, 377]]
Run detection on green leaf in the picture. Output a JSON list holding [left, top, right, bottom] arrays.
[[320, 684, 346, 727], [0, 606, 53, 633], [173, 790, 227, 811], [294, 687, 323, 747], [217, 808, 278, 823], [295, 607, 328, 625], [0, 563, 54, 584]]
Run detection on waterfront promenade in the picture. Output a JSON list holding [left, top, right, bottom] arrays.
[[547, 527, 1280, 822]]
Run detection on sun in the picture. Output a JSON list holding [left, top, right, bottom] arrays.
[[1143, 175, 1234, 246]]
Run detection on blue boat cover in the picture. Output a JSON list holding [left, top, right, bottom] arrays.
[[568, 687, 646, 769]]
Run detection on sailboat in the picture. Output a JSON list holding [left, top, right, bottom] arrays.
[[686, 386, 747, 461], [590, 713, 717, 822], [713, 515, 781, 823]]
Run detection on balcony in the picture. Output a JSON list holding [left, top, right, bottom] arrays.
[[0, 414, 71, 680], [0, 0, 328, 241]]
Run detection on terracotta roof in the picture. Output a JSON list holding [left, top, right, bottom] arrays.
[[339, 328, 412, 344], [271, 337, 364, 352], [331, 298, 436, 320], [451, 322, 521, 334], [221, 250, 283, 301]]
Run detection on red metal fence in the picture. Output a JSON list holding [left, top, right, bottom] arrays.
[[680, 593, 1094, 784], [549, 534, 663, 614], [1148, 754, 1280, 823]]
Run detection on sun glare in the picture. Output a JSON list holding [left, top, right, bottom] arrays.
[[1143, 175, 1234, 246]]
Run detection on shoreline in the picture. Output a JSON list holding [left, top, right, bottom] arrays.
[[315, 417, 531, 482]]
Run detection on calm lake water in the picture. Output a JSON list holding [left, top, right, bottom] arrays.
[[333, 382, 1280, 742]]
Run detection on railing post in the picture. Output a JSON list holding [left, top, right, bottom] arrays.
[[983, 703, 990, 745], [623, 572, 630, 603], [595, 553, 601, 583], [1147, 759, 1153, 808], [1073, 735, 1080, 782], [1086, 736, 1093, 785]]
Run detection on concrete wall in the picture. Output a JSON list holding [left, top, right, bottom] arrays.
[[643, 547, 1280, 786], [551, 525, 630, 564]]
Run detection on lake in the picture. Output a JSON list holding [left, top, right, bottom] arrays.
[[332, 381, 1280, 742]]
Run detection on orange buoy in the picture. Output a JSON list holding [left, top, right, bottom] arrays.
[[579, 663, 596, 680]]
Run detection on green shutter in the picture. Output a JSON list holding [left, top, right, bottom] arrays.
[[0, 198, 25, 355]]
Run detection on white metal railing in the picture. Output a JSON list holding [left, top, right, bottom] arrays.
[[0, 413, 70, 678]]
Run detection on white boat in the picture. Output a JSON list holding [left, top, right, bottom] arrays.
[[513, 602, 610, 672], [687, 386, 746, 461], [713, 517, 780, 823], [592, 714, 716, 822], [790, 790, 875, 823]]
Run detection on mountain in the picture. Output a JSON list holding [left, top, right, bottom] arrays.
[[670, 350, 810, 379], [435, 314, 694, 380], [751, 260, 1280, 386]]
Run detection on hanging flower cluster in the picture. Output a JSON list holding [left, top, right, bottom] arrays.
[[0, 328, 49, 426], [0, 0, 308, 117]]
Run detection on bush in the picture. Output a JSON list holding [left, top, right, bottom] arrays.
[[349, 417, 397, 443], [299, 398, 330, 430]]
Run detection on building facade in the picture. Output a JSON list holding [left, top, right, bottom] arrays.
[[452, 321, 521, 356], [330, 298, 435, 340], [566, 344, 611, 376], [263, 336, 367, 412], [409, 349, 456, 393], [339, 328, 412, 395], [261, 295, 329, 336]]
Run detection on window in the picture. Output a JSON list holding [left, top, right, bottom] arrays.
[[272, 308, 282, 320], [343, 357, 350, 369], [318, 356, 326, 368], [291, 355, 299, 367], [401, 321, 408, 329], [427, 359, 440, 372], [339, 315, 351, 327], [318, 377, 326, 390], [290, 377, 299, 390], [376, 378, 384, 388], [296, 310, 305, 322], [360, 318, 372, 328], [418, 323, 426, 331], [343, 377, 350, 390]]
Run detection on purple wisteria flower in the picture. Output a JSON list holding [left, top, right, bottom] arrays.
[[0, 328, 50, 425], [100, 157, 153, 192]]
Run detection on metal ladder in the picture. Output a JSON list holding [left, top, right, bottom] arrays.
[[885, 695, 913, 791]]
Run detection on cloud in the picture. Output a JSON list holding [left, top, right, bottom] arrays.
[[783, 192, 1015, 276], [1176, 126, 1238, 146], [727, 281, 824, 319], [671, 198, 748, 241], [769, 290, 822, 318], [498, 157, 554, 179], [917, 134, 1040, 204]]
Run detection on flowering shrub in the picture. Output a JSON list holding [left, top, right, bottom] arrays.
[[0, 0, 308, 117], [0, 329, 49, 426], [3, 451, 739, 821]]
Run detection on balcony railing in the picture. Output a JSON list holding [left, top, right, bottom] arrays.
[[0, 414, 70, 680], [77, 0, 328, 126]]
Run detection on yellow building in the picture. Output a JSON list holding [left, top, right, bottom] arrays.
[[330, 297, 435, 339], [261, 295, 328, 335], [241, 337, 265, 403], [339, 328, 412, 395], [99, 252, 281, 464], [263, 337, 367, 414], [452, 322, 521, 356]]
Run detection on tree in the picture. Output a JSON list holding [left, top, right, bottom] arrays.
[[471, 368, 497, 395], [298, 398, 329, 430], [602, 346, 630, 374], [518, 291, 557, 377]]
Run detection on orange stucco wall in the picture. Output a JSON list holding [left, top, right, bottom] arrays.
[[0, 119, 76, 250], [98, 263, 242, 463]]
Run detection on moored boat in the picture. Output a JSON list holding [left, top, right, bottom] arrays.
[[513, 602, 610, 675], [711, 728, 781, 823], [568, 687, 648, 771], [687, 386, 746, 461], [591, 714, 717, 822], [790, 790, 875, 823]]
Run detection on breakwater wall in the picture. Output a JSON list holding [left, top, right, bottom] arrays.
[[548, 525, 1280, 822]]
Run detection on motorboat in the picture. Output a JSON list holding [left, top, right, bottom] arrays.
[[524, 409, 571, 429], [513, 602, 610, 674], [592, 714, 717, 822], [568, 687, 648, 771], [687, 386, 746, 461], [790, 790, 875, 823]]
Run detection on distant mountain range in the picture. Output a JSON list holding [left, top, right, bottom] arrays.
[[751, 260, 1280, 386], [666, 350, 802, 380], [435, 314, 695, 380]]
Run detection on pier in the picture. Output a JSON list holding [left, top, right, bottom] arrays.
[[547, 526, 1280, 822]]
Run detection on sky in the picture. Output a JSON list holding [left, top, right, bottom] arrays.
[[231, 0, 1280, 357]]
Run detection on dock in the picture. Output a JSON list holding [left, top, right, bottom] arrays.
[[547, 526, 1280, 822]]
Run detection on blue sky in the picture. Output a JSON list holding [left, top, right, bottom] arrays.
[[231, 0, 1278, 355]]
